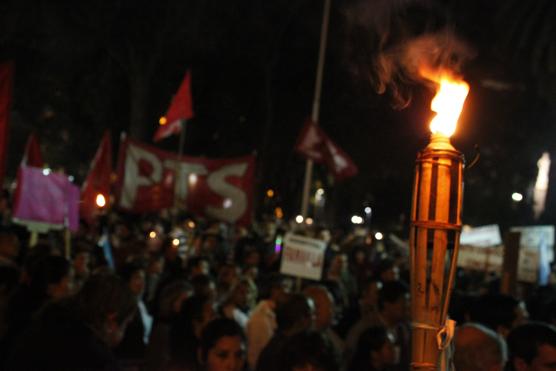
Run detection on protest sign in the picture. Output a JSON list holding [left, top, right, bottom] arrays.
[[12, 166, 80, 232], [460, 224, 502, 247], [280, 233, 326, 280]]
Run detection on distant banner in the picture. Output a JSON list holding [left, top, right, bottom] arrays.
[[280, 233, 326, 280], [116, 137, 254, 225], [460, 224, 502, 247], [457, 244, 539, 283]]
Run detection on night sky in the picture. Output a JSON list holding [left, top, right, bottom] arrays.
[[1, 0, 555, 233]]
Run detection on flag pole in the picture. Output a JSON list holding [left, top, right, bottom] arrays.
[[178, 119, 187, 156], [174, 119, 187, 222], [301, 0, 331, 218]]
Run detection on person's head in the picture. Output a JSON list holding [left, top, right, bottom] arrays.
[[360, 279, 382, 308], [192, 274, 216, 300], [31, 255, 73, 300], [378, 280, 409, 325], [72, 248, 91, 277], [198, 318, 246, 371], [375, 258, 399, 282], [263, 273, 291, 304], [349, 326, 396, 371], [158, 280, 193, 319], [119, 261, 146, 298], [189, 256, 211, 278], [72, 273, 137, 347], [179, 295, 216, 339], [0, 231, 19, 260], [303, 285, 335, 330], [217, 263, 240, 289], [281, 331, 339, 371], [471, 294, 528, 337], [507, 322, 556, 371], [147, 254, 164, 275], [230, 278, 257, 310], [328, 253, 348, 276], [454, 323, 507, 371], [276, 293, 315, 335]]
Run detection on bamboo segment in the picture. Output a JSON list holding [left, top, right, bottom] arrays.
[[410, 137, 464, 371]]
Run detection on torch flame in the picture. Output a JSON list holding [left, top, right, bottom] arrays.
[[429, 77, 469, 137]]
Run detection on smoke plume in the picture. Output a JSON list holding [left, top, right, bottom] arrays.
[[343, 0, 475, 108]]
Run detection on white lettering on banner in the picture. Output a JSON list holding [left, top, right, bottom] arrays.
[[162, 160, 207, 202], [206, 163, 248, 223], [120, 144, 163, 209]]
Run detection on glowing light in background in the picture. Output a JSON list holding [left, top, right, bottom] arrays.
[[95, 194, 106, 208], [188, 173, 198, 186], [295, 215, 304, 224], [172, 238, 180, 247], [374, 232, 384, 241], [159, 116, 167, 125], [306, 217, 314, 225], [149, 231, 157, 239], [266, 189, 275, 198], [351, 215, 363, 224], [512, 192, 523, 202]]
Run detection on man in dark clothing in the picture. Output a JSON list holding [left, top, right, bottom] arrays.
[[5, 273, 136, 371], [256, 293, 315, 371]]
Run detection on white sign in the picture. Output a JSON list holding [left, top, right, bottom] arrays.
[[457, 245, 539, 283], [460, 225, 502, 247], [280, 233, 326, 281], [510, 225, 554, 261], [457, 245, 504, 272]]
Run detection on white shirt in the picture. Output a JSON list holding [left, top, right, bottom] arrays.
[[246, 300, 276, 370]]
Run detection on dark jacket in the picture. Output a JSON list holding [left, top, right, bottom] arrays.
[[5, 301, 121, 371]]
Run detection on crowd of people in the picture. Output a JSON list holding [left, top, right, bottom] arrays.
[[0, 205, 556, 371]]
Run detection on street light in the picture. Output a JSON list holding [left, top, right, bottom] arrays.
[[295, 215, 304, 224], [351, 215, 363, 224]]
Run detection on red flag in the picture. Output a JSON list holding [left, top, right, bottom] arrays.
[[0, 62, 13, 187], [295, 119, 358, 180], [153, 70, 194, 142], [21, 132, 43, 168], [80, 131, 112, 224]]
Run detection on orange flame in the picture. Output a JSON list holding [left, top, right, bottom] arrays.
[[428, 76, 469, 137]]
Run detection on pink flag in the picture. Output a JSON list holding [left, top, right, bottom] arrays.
[[12, 167, 79, 231], [153, 70, 194, 142]]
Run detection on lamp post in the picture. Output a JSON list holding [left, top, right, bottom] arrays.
[[409, 77, 469, 370]]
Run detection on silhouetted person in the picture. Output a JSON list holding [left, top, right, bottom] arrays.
[[506, 322, 556, 371], [454, 323, 507, 371], [5, 273, 136, 370]]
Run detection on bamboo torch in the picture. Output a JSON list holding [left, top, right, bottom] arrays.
[[409, 76, 469, 370]]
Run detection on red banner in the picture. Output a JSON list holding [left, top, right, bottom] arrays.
[[116, 137, 254, 225]]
